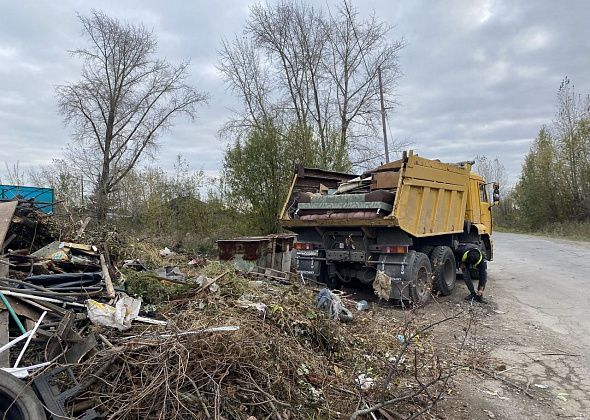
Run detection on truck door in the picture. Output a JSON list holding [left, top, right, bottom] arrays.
[[478, 182, 492, 234]]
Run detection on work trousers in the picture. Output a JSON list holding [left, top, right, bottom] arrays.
[[463, 260, 487, 294]]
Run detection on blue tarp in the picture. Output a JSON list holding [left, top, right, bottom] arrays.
[[0, 184, 54, 214]]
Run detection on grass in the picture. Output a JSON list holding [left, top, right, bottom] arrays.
[[495, 221, 590, 242]]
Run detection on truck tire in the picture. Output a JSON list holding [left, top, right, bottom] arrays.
[[0, 370, 45, 420], [430, 246, 456, 296], [409, 252, 432, 305], [418, 246, 434, 257]]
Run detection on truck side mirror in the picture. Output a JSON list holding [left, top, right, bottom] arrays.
[[493, 183, 500, 203]]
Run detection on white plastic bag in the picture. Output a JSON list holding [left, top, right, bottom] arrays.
[[86, 296, 141, 331]]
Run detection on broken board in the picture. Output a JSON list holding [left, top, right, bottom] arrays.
[[0, 201, 17, 249]]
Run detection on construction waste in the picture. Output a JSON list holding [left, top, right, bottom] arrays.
[[0, 201, 462, 419]]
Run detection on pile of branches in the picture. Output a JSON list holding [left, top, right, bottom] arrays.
[[61, 262, 474, 419]]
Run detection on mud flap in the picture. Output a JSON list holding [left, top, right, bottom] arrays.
[[373, 251, 417, 300], [295, 250, 322, 280]]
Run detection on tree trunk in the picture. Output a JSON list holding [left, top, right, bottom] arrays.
[[95, 180, 109, 222]]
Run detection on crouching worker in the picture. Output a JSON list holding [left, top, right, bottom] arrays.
[[456, 243, 488, 304]]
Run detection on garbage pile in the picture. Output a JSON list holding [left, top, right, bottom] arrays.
[[0, 201, 462, 419], [1, 199, 57, 252]]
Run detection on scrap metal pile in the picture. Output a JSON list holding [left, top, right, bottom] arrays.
[[0, 201, 466, 419]]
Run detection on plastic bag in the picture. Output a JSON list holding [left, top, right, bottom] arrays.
[[316, 288, 353, 322], [86, 296, 141, 331]]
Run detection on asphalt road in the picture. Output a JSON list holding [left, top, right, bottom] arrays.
[[491, 231, 590, 349], [482, 232, 590, 417]]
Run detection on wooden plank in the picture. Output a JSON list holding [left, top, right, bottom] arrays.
[[369, 158, 404, 173], [0, 201, 18, 248], [0, 311, 8, 368], [100, 254, 116, 299], [75, 216, 91, 239], [371, 172, 400, 190], [280, 174, 298, 220]]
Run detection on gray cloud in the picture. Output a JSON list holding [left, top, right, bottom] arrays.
[[0, 0, 588, 186]]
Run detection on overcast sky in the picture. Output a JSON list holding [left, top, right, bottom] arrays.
[[0, 0, 588, 186]]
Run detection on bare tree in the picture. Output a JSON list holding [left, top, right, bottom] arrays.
[[3, 162, 26, 186], [475, 155, 507, 188], [553, 77, 590, 213], [57, 10, 207, 221], [218, 36, 273, 132], [329, 1, 404, 167], [218, 0, 404, 171], [29, 159, 84, 208]]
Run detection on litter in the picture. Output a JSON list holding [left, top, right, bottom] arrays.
[[356, 300, 369, 311], [373, 270, 392, 300], [2, 361, 51, 378], [86, 297, 141, 330], [356, 373, 375, 390], [154, 266, 186, 282], [0, 330, 32, 355], [122, 259, 148, 271], [14, 311, 47, 368], [159, 247, 175, 257], [195, 275, 220, 293], [237, 295, 267, 315], [316, 288, 353, 322]]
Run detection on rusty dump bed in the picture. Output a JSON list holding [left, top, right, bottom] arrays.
[[280, 151, 472, 238]]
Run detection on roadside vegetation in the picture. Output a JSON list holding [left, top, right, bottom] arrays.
[[491, 78, 590, 241]]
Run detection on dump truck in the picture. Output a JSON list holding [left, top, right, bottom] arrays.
[[280, 151, 499, 304]]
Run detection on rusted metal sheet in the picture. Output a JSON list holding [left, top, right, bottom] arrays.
[[217, 234, 296, 273], [290, 166, 358, 194]]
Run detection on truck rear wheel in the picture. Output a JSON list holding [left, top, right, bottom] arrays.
[[431, 246, 456, 296], [409, 252, 432, 305]]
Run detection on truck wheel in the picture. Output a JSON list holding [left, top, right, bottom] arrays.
[[0, 371, 45, 420], [418, 246, 434, 257], [409, 252, 432, 305], [431, 246, 456, 296]]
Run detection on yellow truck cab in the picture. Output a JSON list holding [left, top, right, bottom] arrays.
[[280, 151, 498, 304]]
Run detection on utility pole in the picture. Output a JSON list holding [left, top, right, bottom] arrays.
[[378, 66, 389, 163]]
